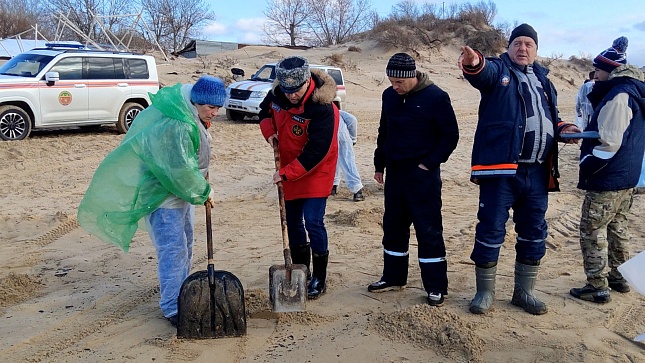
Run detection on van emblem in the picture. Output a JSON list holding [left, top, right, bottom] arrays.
[[58, 91, 72, 106]]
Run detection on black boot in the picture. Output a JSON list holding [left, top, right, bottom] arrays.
[[290, 243, 311, 279], [308, 251, 328, 299]]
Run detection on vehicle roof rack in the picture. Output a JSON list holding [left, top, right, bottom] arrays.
[[44, 42, 87, 49]]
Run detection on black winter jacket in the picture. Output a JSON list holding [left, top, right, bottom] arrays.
[[374, 72, 459, 172]]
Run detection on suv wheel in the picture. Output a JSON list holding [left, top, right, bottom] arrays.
[[0, 105, 32, 141], [117, 102, 144, 134], [226, 109, 244, 121]]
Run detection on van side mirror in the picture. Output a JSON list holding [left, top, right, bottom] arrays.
[[45, 71, 60, 86], [231, 67, 245, 81]]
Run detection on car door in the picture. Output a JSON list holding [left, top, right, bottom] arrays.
[[87, 57, 129, 122], [39, 56, 89, 124], [325, 68, 346, 110]]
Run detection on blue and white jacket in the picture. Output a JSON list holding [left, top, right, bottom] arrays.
[[578, 65, 645, 191], [462, 51, 572, 191]]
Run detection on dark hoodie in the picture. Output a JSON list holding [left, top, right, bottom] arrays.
[[374, 72, 459, 172]]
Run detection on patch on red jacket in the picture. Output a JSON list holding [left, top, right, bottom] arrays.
[[292, 124, 304, 136], [292, 115, 306, 124], [271, 103, 281, 112]]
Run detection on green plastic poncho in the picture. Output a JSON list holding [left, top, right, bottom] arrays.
[[77, 83, 211, 251]]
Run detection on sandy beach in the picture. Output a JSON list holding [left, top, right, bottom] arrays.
[[1, 41, 644, 362]]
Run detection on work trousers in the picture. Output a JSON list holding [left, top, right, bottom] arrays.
[[381, 164, 447, 294], [471, 163, 548, 265], [579, 189, 633, 288]]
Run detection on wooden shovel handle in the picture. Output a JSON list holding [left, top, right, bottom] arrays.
[[206, 202, 213, 263], [272, 139, 292, 270]]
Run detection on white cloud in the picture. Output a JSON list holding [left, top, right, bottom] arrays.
[[234, 17, 266, 32], [634, 21, 645, 32], [239, 32, 263, 44], [202, 22, 228, 36], [199, 17, 266, 43]]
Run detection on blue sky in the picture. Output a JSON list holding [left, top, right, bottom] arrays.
[[203, 0, 645, 67]]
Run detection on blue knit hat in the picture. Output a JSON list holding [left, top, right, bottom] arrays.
[[190, 75, 226, 107], [593, 36, 628, 73]]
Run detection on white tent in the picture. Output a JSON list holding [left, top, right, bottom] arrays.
[[0, 39, 50, 59]]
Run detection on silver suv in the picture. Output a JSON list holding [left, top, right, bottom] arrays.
[[0, 43, 159, 140], [224, 63, 346, 121]]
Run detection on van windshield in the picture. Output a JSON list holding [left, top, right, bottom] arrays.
[[0, 53, 54, 77], [251, 65, 275, 82]]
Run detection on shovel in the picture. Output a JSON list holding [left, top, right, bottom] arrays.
[[176, 201, 247, 338], [269, 139, 308, 313]]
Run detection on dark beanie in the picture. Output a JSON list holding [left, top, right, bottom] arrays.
[[508, 23, 538, 47], [386, 53, 416, 78], [593, 36, 628, 73]]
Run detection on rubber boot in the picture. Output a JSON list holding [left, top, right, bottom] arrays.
[[307, 251, 328, 299], [469, 265, 497, 314], [511, 261, 548, 315], [290, 243, 311, 279]]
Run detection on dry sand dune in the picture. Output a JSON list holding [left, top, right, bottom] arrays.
[[1, 41, 644, 362]]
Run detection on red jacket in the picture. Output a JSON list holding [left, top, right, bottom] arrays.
[[260, 69, 339, 200]]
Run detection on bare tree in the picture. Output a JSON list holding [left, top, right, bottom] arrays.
[[305, 0, 373, 46], [391, 0, 420, 22], [420, 3, 441, 19], [139, 0, 171, 48], [44, 0, 135, 42], [262, 0, 308, 46], [140, 0, 214, 52], [459, 0, 497, 27], [0, 0, 46, 38]]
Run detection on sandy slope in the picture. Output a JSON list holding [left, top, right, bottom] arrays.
[[1, 41, 644, 363]]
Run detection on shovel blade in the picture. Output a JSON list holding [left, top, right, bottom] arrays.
[[177, 270, 247, 339], [269, 263, 308, 313]]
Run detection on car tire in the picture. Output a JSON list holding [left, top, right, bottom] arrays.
[[0, 105, 32, 141], [226, 109, 244, 121], [117, 102, 144, 134]]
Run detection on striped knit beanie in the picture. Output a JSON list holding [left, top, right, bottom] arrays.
[[593, 36, 628, 73], [386, 53, 416, 78]]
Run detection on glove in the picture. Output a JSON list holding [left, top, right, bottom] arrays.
[[206, 188, 215, 208]]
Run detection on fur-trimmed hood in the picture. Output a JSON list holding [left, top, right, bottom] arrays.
[[272, 68, 337, 105]]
